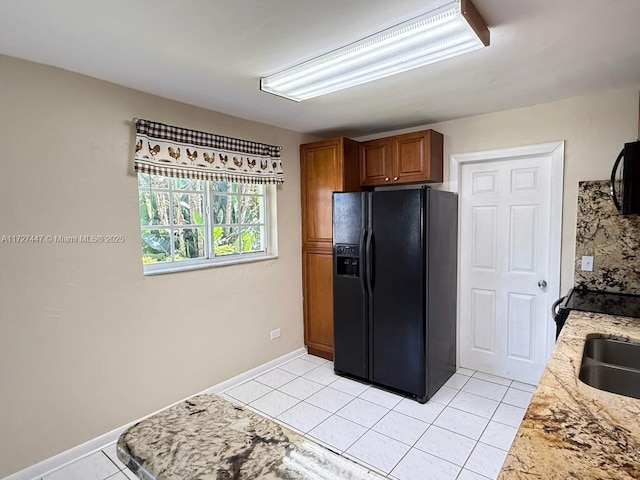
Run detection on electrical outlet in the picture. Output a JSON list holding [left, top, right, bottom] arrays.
[[270, 328, 281, 340], [581, 255, 594, 272]]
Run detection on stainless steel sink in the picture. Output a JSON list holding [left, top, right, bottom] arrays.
[[579, 364, 640, 399], [578, 335, 640, 400], [583, 337, 640, 371]]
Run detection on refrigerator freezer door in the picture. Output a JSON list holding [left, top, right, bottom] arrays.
[[333, 192, 368, 379], [425, 189, 458, 398], [370, 189, 426, 398]]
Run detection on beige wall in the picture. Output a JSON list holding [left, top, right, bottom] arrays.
[[357, 87, 639, 294], [0, 55, 316, 477]]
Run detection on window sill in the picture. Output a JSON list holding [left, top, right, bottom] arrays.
[[143, 254, 279, 276]]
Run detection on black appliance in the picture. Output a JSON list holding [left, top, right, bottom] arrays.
[[610, 140, 640, 215], [332, 187, 457, 403], [553, 287, 640, 338]]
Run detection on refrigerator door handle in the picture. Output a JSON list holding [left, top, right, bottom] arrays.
[[366, 231, 375, 292], [359, 228, 368, 294]]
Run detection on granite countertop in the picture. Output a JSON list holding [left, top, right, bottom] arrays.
[[499, 311, 640, 479], [117, 394, 385, 480]]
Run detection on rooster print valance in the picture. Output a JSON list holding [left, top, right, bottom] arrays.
[[134, 119, 284, 185]]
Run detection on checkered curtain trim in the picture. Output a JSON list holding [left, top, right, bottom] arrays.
[[133, 119, 284, 185]]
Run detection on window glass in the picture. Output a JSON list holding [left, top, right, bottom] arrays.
[[138, 174, 272, 272]]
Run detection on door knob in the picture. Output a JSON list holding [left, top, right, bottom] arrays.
[[393, 176, 398, 181], [538, 280, 547, 289], [384, 177, 390, 182]]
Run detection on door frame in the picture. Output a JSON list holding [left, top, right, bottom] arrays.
[[450, 141, 565, 365]]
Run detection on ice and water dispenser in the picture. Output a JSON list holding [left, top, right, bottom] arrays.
[[335, 244, 360, 277]]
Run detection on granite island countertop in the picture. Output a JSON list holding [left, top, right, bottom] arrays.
[[499, 311, 640, 479], [116, 393, 385, 480]]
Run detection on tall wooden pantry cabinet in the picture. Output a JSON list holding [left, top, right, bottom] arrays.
[[300, 138, 360, 360]]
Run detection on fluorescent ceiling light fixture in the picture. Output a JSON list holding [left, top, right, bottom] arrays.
[[260, 0, 489, 102]]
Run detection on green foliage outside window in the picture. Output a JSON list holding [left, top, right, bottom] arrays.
[[138, 175, 266, 266]]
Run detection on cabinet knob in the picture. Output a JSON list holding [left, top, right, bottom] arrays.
[[393, 176, 398, 181], [384, 177, 390, 182]]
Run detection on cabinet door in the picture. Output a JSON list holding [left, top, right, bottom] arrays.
[[360, 138, 392, 187], [303, 248, 334, 359], [301, 141, 343, 246], [393, 130, 443, 183]]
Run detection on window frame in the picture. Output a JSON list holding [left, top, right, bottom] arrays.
[[138, 174, 277, 275]]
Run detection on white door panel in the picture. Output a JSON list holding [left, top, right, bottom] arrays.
[[507, 292, 535, 360], [472, 206, 497, 270], [459, 154, 553, 384], [471, 288, 496, 352], [509, 205, 537, 272]]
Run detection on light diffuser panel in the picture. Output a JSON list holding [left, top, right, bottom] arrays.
[[260, 0, 489, 101]]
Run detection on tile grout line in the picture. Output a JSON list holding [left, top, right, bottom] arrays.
[[390, 386, 518, 478], [100, 450, 117, 471], [373, 410, 439, 478], [341, 448, 389, 476], [458, 393, 524, 478], [253, 361, 337, 393], [458, 408, 500, 476], [226, 355, 331, 406]]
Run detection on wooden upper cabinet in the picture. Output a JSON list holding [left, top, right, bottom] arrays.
[[359, 129, 443, 186], [359, 138, 392, 187], [300, 138, 359, 247], [394, 130, 443, 183]]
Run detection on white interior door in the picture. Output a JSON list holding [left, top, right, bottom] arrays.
[[453, 143, 563, 385]]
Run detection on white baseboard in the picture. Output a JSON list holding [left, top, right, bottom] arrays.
[[5, 347, 307, 480]]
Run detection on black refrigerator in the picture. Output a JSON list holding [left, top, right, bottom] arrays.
[[332, 187, 457, 403]]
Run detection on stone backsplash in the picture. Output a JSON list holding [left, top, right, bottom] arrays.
[[574, 180, 640, 294]]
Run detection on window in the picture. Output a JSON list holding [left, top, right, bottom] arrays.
[[132, 118, 284, 273], [138, 173, 275, 274]]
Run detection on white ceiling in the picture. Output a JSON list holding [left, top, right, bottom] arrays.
[[1, 0, 639, 137]]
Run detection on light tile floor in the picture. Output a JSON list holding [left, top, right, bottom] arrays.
[[38, 353, 534, 480]]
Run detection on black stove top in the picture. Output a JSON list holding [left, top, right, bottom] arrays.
[[562, 288, 640, 319], [553, 287, 640, 339]]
